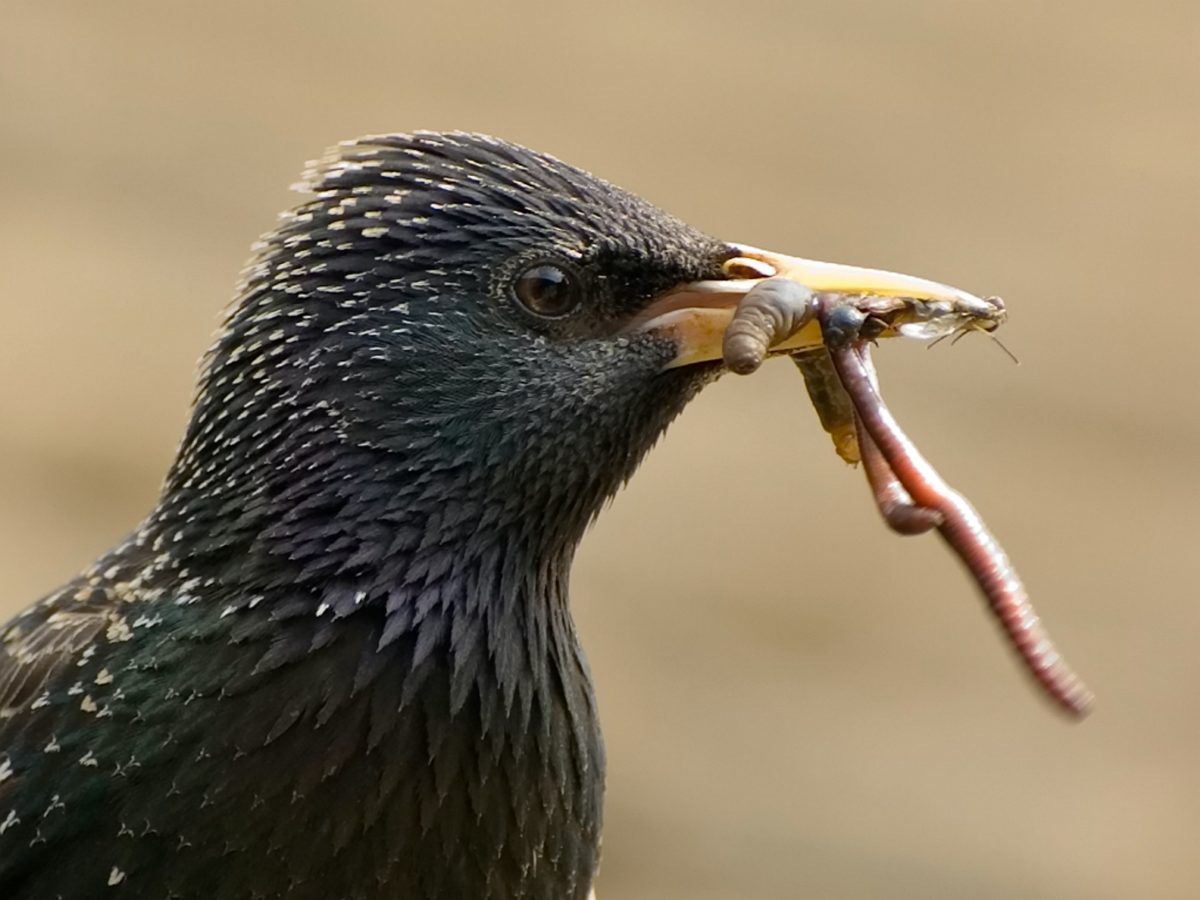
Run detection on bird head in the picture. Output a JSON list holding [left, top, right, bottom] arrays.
[[166, 132, 987, 570]]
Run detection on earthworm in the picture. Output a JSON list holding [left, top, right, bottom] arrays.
[[791, 347, 944, 532], [820, 309, 1094, 718], [725, 286, 939, 529], [850, 346, 942, 534], [856, 417, 943, 535], [722, 285, 1090, 715]]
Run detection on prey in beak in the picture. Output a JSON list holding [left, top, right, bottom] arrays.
[[631, 244, 1093, 719], [628, 244, 1007, 370]]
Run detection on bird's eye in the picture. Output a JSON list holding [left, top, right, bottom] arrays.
[[512, 264, 581, 318]]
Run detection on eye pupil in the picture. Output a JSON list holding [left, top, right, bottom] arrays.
[[513, 264, 578, 317]]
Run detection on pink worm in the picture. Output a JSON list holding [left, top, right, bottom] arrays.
[[828, 336, 1094, 718]]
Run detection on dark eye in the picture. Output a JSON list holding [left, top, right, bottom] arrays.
[[512, 264, 580, 318]]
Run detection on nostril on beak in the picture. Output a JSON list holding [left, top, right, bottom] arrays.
[[722, 256, 777, 279]]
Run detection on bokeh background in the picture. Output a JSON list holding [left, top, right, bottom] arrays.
[[2, 2, 1197, 897]]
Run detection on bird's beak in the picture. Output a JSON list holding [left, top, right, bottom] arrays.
[[628, 243, 1003, 369]]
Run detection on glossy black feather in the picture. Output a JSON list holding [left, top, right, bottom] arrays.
[[0, 132, 731, 899]]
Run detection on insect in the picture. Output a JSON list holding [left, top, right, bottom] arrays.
[[723, 277, 1093, 718]]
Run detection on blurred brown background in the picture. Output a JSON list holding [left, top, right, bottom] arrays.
[[2, 2, 1197, 897]]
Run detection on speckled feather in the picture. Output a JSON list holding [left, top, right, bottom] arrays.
[[0, 133, 731, 898]]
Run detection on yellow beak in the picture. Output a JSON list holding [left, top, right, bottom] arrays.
[[630, 243, 1003, 369]]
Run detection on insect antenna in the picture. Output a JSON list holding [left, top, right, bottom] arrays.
[[982, 328, 1020, 365], [930, 321, 1021, 365]]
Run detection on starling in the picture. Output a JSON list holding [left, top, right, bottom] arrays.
[[0, 132, 984, 899]]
